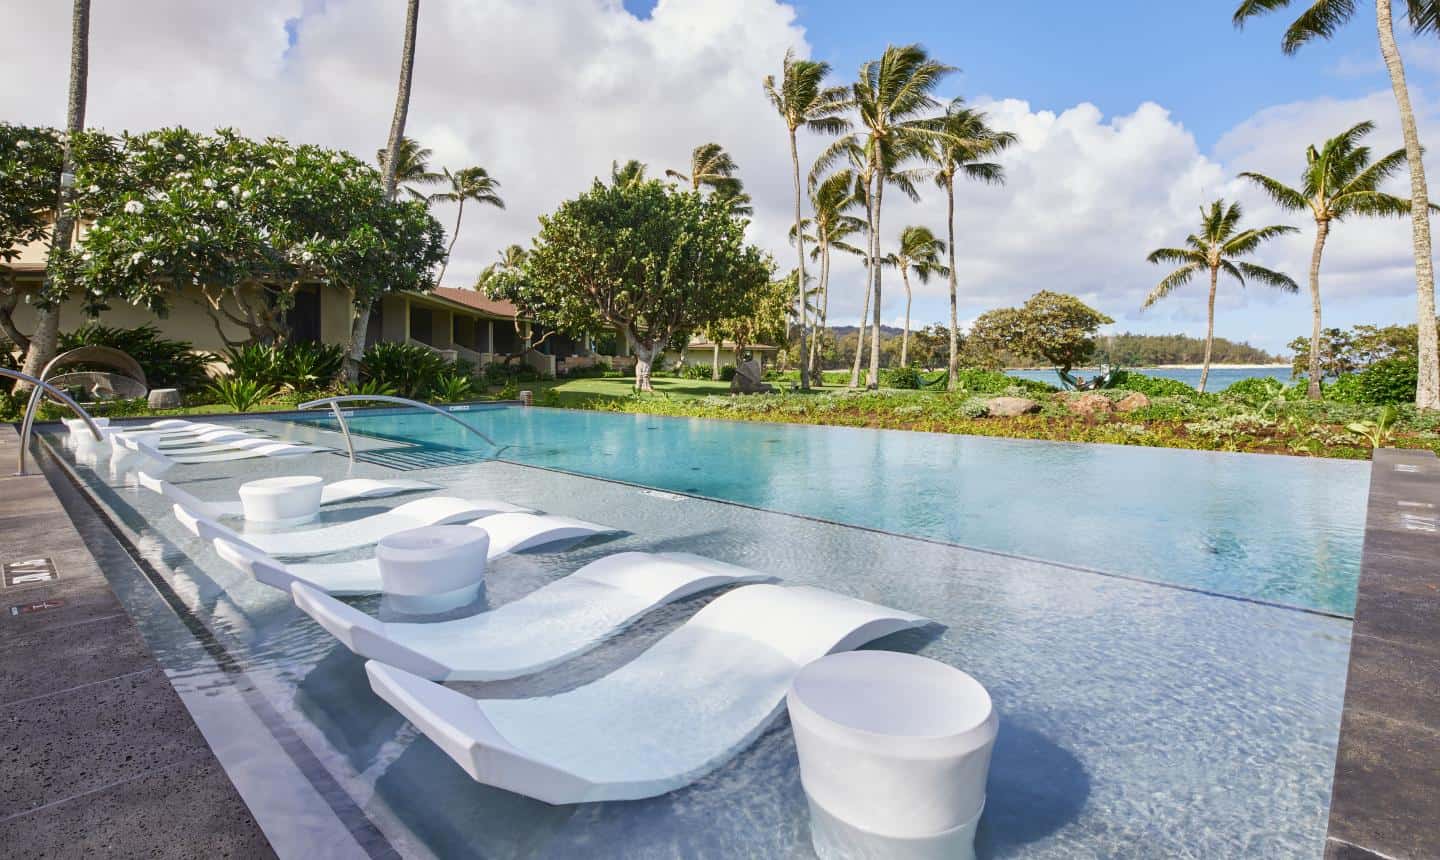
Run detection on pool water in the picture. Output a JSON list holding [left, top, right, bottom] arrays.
[[294, 406, 1369, 616]]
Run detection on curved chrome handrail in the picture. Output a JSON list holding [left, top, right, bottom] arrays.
[[3, 368, 107, 476], [296, 395, 504, 465]]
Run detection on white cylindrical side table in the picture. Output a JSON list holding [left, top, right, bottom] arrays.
[[239, 475, 325, 525], [376, 525, 490, 614], [787, 651, 998, 860]]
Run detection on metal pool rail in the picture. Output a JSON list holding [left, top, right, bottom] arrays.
[[4, 367, 106, 476], [297, 395, 505, 464]]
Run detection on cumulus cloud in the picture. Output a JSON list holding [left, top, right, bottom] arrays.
[[1, 0, 1435, 352]]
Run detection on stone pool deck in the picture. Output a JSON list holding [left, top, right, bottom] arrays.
[[1325, 447, 1440, 860], [0, 426, 274, 857]]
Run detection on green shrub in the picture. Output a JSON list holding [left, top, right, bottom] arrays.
[[1355, 357, 1418, 405], [1111, 370, 1198, 399], [720, 365, 737, 382], [430, 373, 475, 403], [346, 379, 398, 397], [57, 323, 215, 392], [952, 368, 1057, 395], [360, 342, 452, 399], [225, 341, 345, 392], [206, 376, 275, 412], [1325, 373, 1364, 404], [958, 397, 990, 418], [1222, 376, 1286, 408], [562, 364, 608, 379], [681, 363, 714, 380], [881, 366, 922, 389]]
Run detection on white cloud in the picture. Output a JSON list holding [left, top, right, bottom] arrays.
[[1, 0, 1434, 353]]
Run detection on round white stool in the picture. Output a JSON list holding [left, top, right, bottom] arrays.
[[376, 525, 490, 615], [238, 475, 325, 525], [786, 651, 998, 860]]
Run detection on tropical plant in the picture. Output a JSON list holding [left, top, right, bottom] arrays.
[[224, 341, 345, 392], [1234, 0, 1440, 411], [489, 179, 773, 391], [360, 341, 451, 400], [929, 101, 1017, 389], [1347, 404, 1401, 448], [1240, 121, 1412, 398], [794, 169, 866, 382], [0, 125, 65, 352], [475, 244, 528, 294], [17, 0, 90, 392], [666, 143, 752, 216], [58, 323, 215, 391], [350, 0, 422, 384], [882, 225, 950, 366], [206, 376, 275, 412], [430, 372, 475, 403], [609, 159, 649, 189], [765, 49, 850, 390], [968, 291, 1114, 375], [346, 378, 398, 397], [376, 136, 441, 197], [1143, 200, 1298, 392], [430, 165, 504, 285]]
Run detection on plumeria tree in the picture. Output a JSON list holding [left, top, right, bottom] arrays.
[[51, 128, 445, 347], [0, 125, 64, 351], [490, 178, 773, 391]]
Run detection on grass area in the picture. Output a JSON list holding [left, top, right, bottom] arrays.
[[532, 376, 734, 407]]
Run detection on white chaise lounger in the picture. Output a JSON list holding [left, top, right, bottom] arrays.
[[207, 511, 619, 595], [287, 551, 765, 681], [172, 496, 529, 556], [136, 471, 438, 520], [116, 433, 323, 464], [365, 584, 930, 803]]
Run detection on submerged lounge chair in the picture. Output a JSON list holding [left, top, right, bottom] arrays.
[[210, 511, 619, 595], [366, 584, 930, 803], [115, 433, 323, 465], [136, 472, 438, 521], [172, 496, 529, 556], [288, 551, 767, 681]]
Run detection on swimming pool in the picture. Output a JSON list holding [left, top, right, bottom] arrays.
[[38, 411, 1359, 858], [288, 405, 1369, 616]]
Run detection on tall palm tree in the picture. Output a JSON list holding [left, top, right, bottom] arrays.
[[1235, 0, 1440, 409], [930, 101, 1017, 390], [609, 159, 649, 189], [883, 226, 950, 367], [349, 0, 420, 383], [1144, 200, 1299, 393], [19, 0, 90, 390], [1240, 122, 1412, 398], [819, 44, 956, 388], [666, 142, 740, 192], [793, 169, 867, 380], [765, 49, 850, 391], [430, 166, 504, 285], [376, 136, 442, 196], [475, 244, 527, 294]]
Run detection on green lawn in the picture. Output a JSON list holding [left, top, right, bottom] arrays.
[[533, 376, 735, 407]]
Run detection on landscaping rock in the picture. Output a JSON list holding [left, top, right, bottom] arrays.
[[1067, 393, 1114, 416], [1114, 392, 1150, 413], [986, 396, 1040, 417], [147, 388, 182, 409]]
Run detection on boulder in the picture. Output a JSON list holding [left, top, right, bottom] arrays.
[[986, 396, 1040, 417], [1114, 392, 1150, 413], [1067, 393, 1114, 417], [147, 388, 182, 410]]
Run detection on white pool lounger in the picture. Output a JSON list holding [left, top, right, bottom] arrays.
[[294, 551, 774, 681], [210, 511, 619, 595], [172, 497, 529, 556], [136, 472, 439, 520], [364, 584, 930, 803], [115, 434, 322, 465]]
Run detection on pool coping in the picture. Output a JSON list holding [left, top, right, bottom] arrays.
[[1324, 447, 1440, 860]]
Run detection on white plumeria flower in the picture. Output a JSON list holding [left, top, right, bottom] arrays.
[[15, 140, 30, 150], [241, 190, 253, 200], [123, 200, 144, 214], [175, 153, 187, 163], [87, 185, 99, 193], [148, 139, 164, 149], [131, 251, 145, 264], [216, 200, 229, 209], [202, 178, 216, 189], [81, 252, 92, 261]]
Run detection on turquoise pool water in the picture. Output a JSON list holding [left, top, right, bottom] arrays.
[[290, 405, 1369, 615]]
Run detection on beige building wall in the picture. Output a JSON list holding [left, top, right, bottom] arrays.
[[7, 285, 252, 353]]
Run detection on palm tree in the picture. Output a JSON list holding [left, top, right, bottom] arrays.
[[1234, 0, 1439, 409], [930, 101, 1017, 390], [349, 0, 420, 383], [376, 136, 441, 198], [883, 226, 950, 366], [1144, 200, 1299, 393], [666, 142, 740, 192], [793, 170, 867, 380], [1240, 122, 1412, 398], [818, 44, 956, 388], [19, 0, 90, 390], [610, 159, 649, 189], [475, 244, 527, 294], [765, 49, 850, 391], [430, 166, 505, 285]]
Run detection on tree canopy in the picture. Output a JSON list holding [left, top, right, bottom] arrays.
[[489, 178, 773, 389], [0, 124, 64, 269], [967, 291, 1113, 373], [48, 127, 446, 344]]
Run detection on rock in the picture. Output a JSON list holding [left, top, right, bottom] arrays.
[[147, 388, 182, 409], [1067, 393, 1114, 416], [1114, 392, 1150, 413], [986, 396, 1040, 417]]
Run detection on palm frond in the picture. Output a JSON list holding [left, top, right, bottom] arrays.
[[1142, 262, 1202, 308], [1236, 261, 1299, 291], [1282, 0, 1357, 54], [1239, 171, 1309, 212], [1223, 223, 1299, 256], [1333, 189, 1412, 219]]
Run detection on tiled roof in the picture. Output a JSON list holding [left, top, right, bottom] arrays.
[[427, 286, 521, 318]]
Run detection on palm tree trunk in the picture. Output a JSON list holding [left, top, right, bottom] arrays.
[[1306, 219, 1330, 399], [1377, 0, 1440, 410], [900, 268, 912, 367], [1199, 264, 1219, 394], [849, 275, 872, 389], [436, 196, 464, 286], [945, 178, 960, 391], [712, 342, 720, 381], [789, 131, 809, 391], [808, 240, 831, 384], [18, 0, 89, 393], [347, 0, 420, 385], [866, 174, 885, 389]]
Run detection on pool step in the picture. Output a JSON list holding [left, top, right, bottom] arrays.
[[344, 447, 495, 471]]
